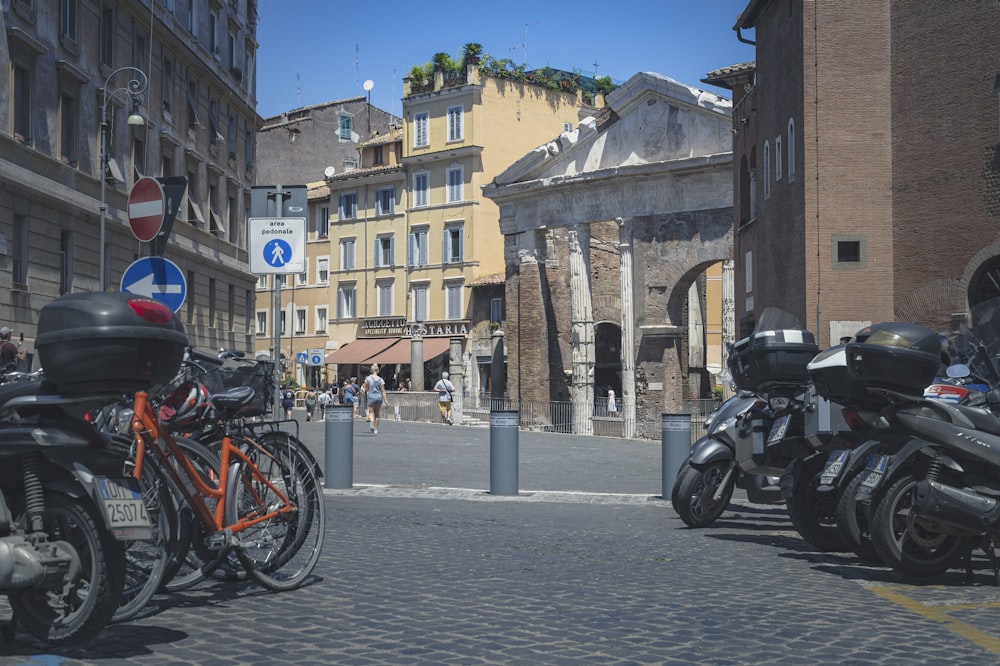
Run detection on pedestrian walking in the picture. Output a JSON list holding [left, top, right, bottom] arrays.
[[364, 364, 388, 434], [281, 387, 295, 419], [433, 372, 456, 425], [304, 388, 317, 422], [318, 387, 330, 419], [342, 379, 355, 415]]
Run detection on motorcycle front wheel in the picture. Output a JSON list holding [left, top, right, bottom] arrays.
[[785, 454, 850, 552], [869, 473, 971, 577], [673, 461, 735, 528], [9, 493, 125, 646]]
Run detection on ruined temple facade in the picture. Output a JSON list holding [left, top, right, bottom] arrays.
[[483, 72, 735, 438]]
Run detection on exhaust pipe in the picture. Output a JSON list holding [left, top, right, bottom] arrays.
[[912, 480, 1000, 535]]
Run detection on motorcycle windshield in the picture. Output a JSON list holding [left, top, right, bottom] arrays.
[[752, 307, 803, 335], [962, 298, 1000, 385]]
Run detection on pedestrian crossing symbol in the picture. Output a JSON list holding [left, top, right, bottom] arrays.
[[265, 238, 293, 268], [248, 217, 306, 274]]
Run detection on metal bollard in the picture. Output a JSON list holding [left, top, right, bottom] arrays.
[[661, 413, 691, 499], [324, 405, 354, 489], [489, 410, 519, 495]]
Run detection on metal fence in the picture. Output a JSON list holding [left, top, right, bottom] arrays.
[[335, 391, 718, 443]]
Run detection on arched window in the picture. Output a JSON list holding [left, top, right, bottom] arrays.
[[787, 118, 796, 183], [775, 135, 783, 181]]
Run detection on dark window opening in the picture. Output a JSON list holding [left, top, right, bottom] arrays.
[[837, 240, 861, 263]]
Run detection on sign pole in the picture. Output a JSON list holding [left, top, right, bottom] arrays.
[[248, 184, 307, 419], [274, 276, 282, 420]]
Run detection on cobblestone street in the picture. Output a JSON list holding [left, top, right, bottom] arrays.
[[5, 420, 1000, 664]]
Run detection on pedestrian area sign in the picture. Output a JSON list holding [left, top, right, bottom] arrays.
[[248, 217, 306, 274]]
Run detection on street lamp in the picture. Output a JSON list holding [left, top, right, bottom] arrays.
[[99, 66, 147, 291]]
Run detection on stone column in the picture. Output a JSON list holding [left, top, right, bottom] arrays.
[[617, 217, 637, 439], [567, 224, 595, 435], [449, 337, 464, 424], [410, 324, 426, 391], [721, 259, 736, 400], [490, 328, 506, 404]]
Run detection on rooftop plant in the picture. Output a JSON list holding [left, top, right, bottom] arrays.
[[407, 43, 618, 99]]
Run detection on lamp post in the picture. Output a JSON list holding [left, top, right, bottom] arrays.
[[99, 66, 147, 291]]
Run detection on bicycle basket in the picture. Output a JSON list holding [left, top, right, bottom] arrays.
[[219, 361, 275, 417]]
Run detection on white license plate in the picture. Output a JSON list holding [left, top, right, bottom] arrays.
[[768, 414, 791, 445], [94, 476, 153, 541], [857, 454, 889, 499], [820, 450, 850, 486]]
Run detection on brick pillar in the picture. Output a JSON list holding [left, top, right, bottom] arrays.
[[505, 233, 549, 406]]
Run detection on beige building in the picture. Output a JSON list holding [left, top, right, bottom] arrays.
[[0, 0, 260, 355], [311, 60, 605, 394]]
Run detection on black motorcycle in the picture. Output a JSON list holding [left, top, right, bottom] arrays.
[[841, 318, 983, 578], [0, 291, 186, 644]]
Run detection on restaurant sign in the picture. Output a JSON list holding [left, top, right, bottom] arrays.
[[360, 317, 470, 338]]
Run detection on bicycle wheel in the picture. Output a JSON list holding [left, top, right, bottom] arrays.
[[108, 436, 182, 622], [226, 432, 325, 591], [157, 436, 232, 593]]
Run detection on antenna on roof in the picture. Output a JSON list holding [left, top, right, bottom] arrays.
[[296, 72, 301, 106], [391, 68, 399, 119], [355, 44, 360, 94], [524, 22, 538, 66]]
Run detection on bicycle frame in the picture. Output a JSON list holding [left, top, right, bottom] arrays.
[[127, 390, 297, 539]]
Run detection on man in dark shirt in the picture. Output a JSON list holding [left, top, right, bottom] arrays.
[[0, 327, 23, 372]]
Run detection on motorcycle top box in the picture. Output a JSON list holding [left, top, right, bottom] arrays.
[[845, 322, 942, 395], [36, 292, 187, 394], [807, 344, 888, 410], [728, 328, 819, 393]]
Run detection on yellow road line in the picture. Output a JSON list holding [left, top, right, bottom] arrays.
[[868, 586, 1000, 655]]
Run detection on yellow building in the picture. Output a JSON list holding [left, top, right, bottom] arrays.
[[318, 60, 604, 392]]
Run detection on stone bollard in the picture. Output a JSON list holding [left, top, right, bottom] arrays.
[[489, 410, 519, 495], [324, 405, 354, 489], [661, 413, 691, 499]]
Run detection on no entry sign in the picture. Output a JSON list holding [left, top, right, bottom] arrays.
[[127, 177, 166, 242]]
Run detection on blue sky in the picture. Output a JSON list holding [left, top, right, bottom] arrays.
[[254, 1, 756, 120]]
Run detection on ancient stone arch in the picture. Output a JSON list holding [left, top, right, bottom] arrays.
[[484, 73, 735, 438]]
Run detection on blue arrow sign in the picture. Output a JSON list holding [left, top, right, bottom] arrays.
[[121, 257, 187, 313]]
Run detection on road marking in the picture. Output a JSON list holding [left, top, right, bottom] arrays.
[[868, 585, 1000, 656], [323, 484, 665, 505]]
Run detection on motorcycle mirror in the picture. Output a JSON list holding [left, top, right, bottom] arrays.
[[946, 363, 971, 379]]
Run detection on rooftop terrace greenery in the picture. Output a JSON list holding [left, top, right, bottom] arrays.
[[407, 42, 616, 103]]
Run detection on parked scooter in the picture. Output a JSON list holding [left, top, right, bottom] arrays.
[[673, 308, 847, 551], [0, 292, 186, 645], [671, 389, 781, 527]]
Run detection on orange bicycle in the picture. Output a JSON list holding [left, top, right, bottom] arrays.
[[126, 383, 324, 593]]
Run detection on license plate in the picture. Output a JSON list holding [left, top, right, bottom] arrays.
[[768, 414, 791, 445], [857, 454, 889, 499], [820, 450, 850, 486], [94, 476, 153, 541]]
